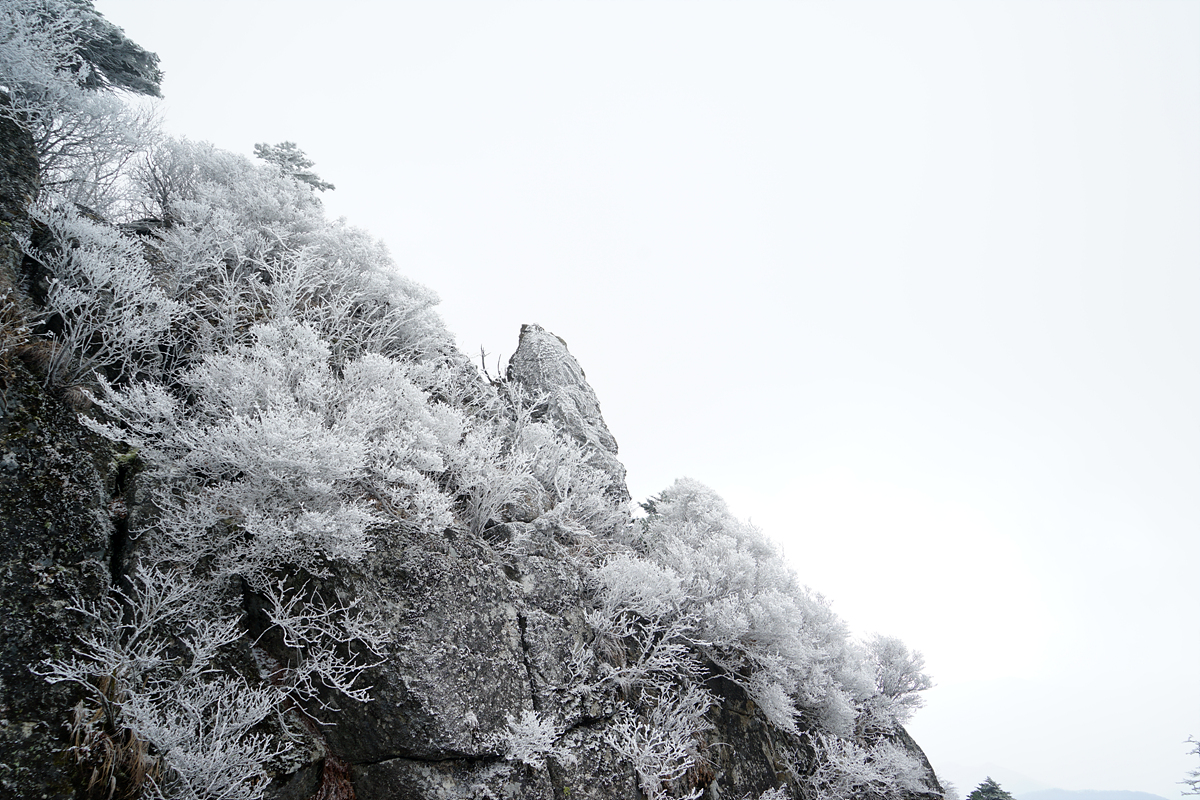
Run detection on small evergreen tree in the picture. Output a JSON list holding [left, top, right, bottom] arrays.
[[967, 777, 1015, 800], [253, 140, 334, 191], [1184, 736, 1200, 795]]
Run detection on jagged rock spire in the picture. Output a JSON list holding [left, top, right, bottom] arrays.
[[506, 324, 630, 502]]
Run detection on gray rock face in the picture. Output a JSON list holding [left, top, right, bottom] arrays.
[[0, 112, 38, 329], [288, 515, 832, 800], [311, 531, 533, 763], [354, 756, 555, 800], [308, 532, 656, 800], [0, 360, 115, 799], [546, 725, 642, 800], [0, 164, 943, 799], [698, 675, 811, 798], [0, 121, 114, 799], [506, 323, 630, 501], [272, 516, 636, 799], [0, 113, 38, 226]]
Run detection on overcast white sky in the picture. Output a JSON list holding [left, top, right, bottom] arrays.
[[95, 2, 1200, 796]]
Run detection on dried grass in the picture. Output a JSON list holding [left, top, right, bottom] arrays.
[[310, 755, 355, 800], [68, 677, 163, 800]]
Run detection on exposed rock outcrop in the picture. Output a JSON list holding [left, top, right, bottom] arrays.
[[0, 107, 946, 800], [0, 356, 115, 798], [506, 323, 630, 502], [0, 111, 39, 227], [0, 116, 114, 798], [311, 531, 534, 763], [1, 110, 38, 340], [284, 514, 819, 800]]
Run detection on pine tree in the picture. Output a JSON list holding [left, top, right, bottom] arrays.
[[253, 140, 334, 191], [1184, 736, 1200, 795], [967, 777, 1015, 800]]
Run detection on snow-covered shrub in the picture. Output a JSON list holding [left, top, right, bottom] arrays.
[[22, 198, 181, 386], [856, 635, 934, 735], [806, 733, 928, 800], [581, 478, 935, 799], [129, 137, 454, 368], [0, 0, 87, 120], [516, 416, 629, 536], [749, 789, 791, 800], [0, 288, 31, 367], [0, 0, 161, 215], [604, 683, 714, 800], [494, 709, 575, 771], [453, 421, 543, 538], [583, 555, 701, 697], [612, 478, 877, 736], [83, 319, 463, 585], [34, 89, 158, 216], [38, 569, 289, 800], [450, 384, 628, 543]]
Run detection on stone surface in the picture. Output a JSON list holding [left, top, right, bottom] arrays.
[[0, 112, 38, 227], [506, 323, 630, 501], [545, 724, 642, 800], [312, 530, 534, 763], [0, 111, 38, 323], [354, 755, 555, 800], [0, 120, 115, 798], [0, 121, 950, 796], [0, 359, 115, 799], [699, 675, 811, 799]]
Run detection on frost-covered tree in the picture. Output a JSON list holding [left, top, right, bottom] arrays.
[[619, 478, 877, 735], [0, 0, 161, 212], [0, 0, 160, 109], [33, 90, 158, 212], [61, 0, 162, 96], [125, 136, 453, 366], [21, 198, 181, 386], [605, 684, 713, 800], [967, 777, 1015, 800], [7, 5, 943, 794], [254, 141, 334, 192], [807, 734, 928, 800], [84, 320, 465, 581], [1183, 737, 1200, 795], [38, 570, 288, 800], [857, 635, 934, 735], [580, 478, 936, 799], [494, 709, 575, 771]]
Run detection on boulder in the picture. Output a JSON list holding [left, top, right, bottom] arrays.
[[311, 530, 534, 764]]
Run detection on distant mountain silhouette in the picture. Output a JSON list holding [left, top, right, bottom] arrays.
[[1018, 790, 1171, 800]]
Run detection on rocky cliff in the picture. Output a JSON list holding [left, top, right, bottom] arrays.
[[0, 111, 112, 799], [0, 36, 945, 800]]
